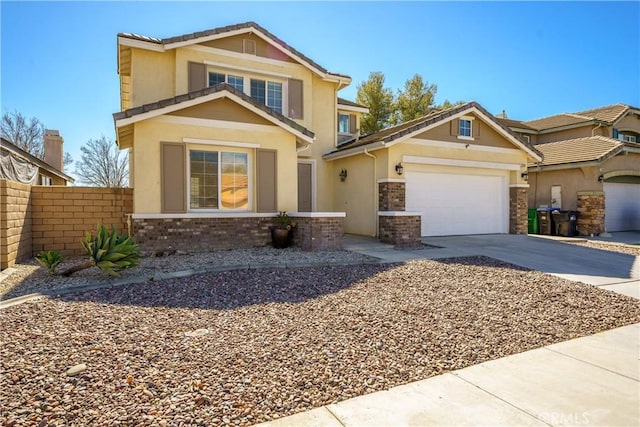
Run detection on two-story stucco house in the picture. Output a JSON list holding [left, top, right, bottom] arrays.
[[498, 104, 640, 234], [113, 22, 366, 251]]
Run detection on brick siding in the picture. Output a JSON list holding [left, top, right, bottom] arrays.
[[577, 191, 605, 236], [378, 182, 405, 211], [378, 214, 422, 248], [291, 216, 343, 251], [509, 187, 528, 234]]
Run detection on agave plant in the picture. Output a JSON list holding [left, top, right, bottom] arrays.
[[36, 250, 63, 275], [61, 224, 140, 277]]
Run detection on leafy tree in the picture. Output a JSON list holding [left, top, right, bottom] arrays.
[[1, 110, 74, 170], [392, 74, 437, 124], [1, 111, 45, 158], [74, 136, 128, 187], [356, 72, 394, 134], [437, 99, 466, 110]]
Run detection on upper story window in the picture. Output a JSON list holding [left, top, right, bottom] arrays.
[[250, 79, 282, 114], [209, 72, 244, 92], [190, 150, 248, 210], [521, 134, 531, 144], [614, 128, 639, 143], [459, 119, 472, 137], [338, 114, 351, 134]]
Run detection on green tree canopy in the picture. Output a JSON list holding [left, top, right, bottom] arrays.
[[392, 74, 437, 124], [355, 72, 394, 134]]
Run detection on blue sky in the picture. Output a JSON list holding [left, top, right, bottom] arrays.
[[1, 1, 639, 172]]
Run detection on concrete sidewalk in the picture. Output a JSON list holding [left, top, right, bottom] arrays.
[[256, 234, 640, 427], [258, 323, 639, 427]]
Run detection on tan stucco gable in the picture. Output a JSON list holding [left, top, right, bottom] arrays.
[[413, 112, 515, 150], [169, 97, 273, 125], [200, 33, 297, 64]]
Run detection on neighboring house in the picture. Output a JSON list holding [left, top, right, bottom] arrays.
[[0, 131, 74, 186], [498, 104, 640, 234], [324, 102, 542, 242], [113, 22, 365, 251]]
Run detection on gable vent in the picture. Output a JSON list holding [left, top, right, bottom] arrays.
[[243, 39, 256, 55]]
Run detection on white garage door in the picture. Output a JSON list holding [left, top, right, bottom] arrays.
[[406, 170, 508, 236], [605, 183, 640, 231]]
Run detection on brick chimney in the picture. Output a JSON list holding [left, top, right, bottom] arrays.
[[43, 129, 64, 171]]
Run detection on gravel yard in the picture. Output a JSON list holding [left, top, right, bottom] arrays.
[[566, 241, 640, 257], [0, 248, 377, 301], [2, 256, 639, 426]]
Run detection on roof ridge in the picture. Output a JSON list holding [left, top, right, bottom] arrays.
[[535, 135, 622, 147]]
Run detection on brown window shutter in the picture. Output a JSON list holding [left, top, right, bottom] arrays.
[[288, 79, 303, 119], [161, 143, 186, 213], [473, 120, 481, 138], [256, 149, 277, 212], [450, 119, 460, 136], [188, 62, 206, 92], [349, 114, 357, 134]]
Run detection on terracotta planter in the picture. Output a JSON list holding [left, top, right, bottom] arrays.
[[271, 227, 292, 249]]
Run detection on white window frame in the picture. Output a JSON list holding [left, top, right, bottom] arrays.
[[623, 134, 637, 143], [522, 134, 531, 144], [457, 116, 474, 140], [187, 147, 252, 212], [338, 113, 351, 134], [206, 67, 288, 115]]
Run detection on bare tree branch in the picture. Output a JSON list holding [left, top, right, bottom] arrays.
[[1, 110, 45, 158], [74, 136, 128, 187]]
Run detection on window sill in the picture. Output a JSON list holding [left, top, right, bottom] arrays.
[[457, 135, 475, 141]]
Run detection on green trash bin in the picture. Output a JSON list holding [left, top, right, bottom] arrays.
[[528, 208, 539, 234]]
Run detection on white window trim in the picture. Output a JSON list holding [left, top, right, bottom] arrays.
[[183, 137, 260, 149], [338, 113, 351, 135], [458, 116, 474, 140], [206, 67, 289, 116], [187, 148, 253, 213]]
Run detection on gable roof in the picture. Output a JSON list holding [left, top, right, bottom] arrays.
[[325, 101, 542, 160], [118, 21, 350, 83], [495, 117, 536, 131], [0, 137, 75, 183], [337, 98, 367, 109], [529, 136, 624, 167], [523, 104, 639, 131], [113, 83, 315, 144]]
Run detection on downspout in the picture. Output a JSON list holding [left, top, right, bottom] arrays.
[[363, 148, 378, 237], [591, 122, 604, 136]]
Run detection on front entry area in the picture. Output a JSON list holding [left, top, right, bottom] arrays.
[[405, 170, 509, 236]]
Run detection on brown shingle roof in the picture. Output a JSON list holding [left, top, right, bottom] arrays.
[[337, 97, 367, 109], [328, 101, 542, 158], [119, 22, 349, 80], [496, 117, 535, 131], [523, 104, 638, 131], [113, 83, 315, 139], [530, 136, 623, 167]]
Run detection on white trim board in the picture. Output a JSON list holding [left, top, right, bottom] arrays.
[[132, 213, 278, 219], [403, 155, 522, 171], [378, 211, 422, 217], [406, 138, 522, 155], [377, 178, 405, 183], [183, 137, 260, 149], [338, 104, 369, 114]]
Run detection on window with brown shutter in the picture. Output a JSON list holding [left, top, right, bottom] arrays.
[[188, 62, 206, 92], [161, 143, 186, 213], [288, 79, 303, 119]]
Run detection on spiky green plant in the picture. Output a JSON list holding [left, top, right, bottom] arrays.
[[36, 250, 63, 275], [61, 224, 140, 277]]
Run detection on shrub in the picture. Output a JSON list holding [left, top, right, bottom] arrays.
[[35, 250, 63, 275]]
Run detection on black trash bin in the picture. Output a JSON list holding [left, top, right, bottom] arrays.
[[537, 207, 557, 235], [552, 210, 578, 237]]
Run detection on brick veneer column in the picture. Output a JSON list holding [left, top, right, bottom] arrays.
[[509, 187, 528, 234], [291, 214, 344, 251], [378, 181, 405, 211], [577, 191, 605, 236], [378, 212, 422, 248]]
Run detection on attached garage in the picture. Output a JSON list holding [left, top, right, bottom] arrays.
[[604, 182, 640, 231], [406, 169, 509, 236]]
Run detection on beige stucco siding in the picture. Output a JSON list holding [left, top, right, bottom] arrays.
[[615, 114, 640, 132], [201, 34, 297, 64], [414, 114, 514, 149], [332, 155, 376, 236], [528, 167, 601, 210], [130, 48, 176, 107], [131, 117, 298, 214], [169, 98, 273, 124], [536, 125, 602, 144]]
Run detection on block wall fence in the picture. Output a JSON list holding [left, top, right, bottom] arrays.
[[1, 179, 133, 269]]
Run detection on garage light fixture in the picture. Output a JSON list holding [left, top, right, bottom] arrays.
[[339, 169, 348, 182], [395, 162, 404, 176], [598, 175, 604, 182], [521, 171, 528, 182]]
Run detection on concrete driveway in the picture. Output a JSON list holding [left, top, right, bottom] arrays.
[[344, 233, 639, 298]]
